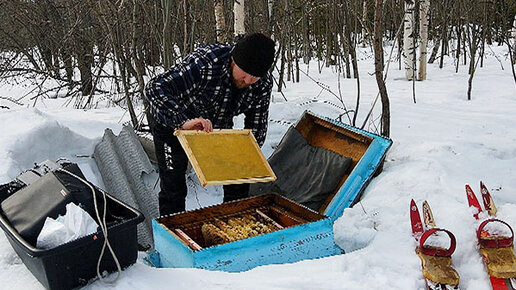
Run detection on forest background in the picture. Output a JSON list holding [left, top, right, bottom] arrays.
[[1, 0, 515, 138], [1, 1, 516, 289]]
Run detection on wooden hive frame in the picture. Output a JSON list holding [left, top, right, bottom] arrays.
[[174, 129, 276, 186]]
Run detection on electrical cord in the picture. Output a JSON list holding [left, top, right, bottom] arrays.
[[55, 168, 122, 284]]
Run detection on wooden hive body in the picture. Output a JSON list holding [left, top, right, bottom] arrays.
[[152, 194, 339, 271], [151, 111, 392, 272]]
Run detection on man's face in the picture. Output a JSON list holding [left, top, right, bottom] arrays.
[[231, 61, 260, 89]]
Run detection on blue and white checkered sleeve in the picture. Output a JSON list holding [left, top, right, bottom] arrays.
[[144, 60, 204, 130]]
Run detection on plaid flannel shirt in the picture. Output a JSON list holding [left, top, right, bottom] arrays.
[[145, 44, 273, 146]]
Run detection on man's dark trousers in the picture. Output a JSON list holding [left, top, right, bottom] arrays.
[[152, 123, 249, 216]]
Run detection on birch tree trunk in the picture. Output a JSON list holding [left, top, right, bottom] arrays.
[[160, 0, 173, 68], [302, 4, 310, 64], [455, 25, 462, 73], [418, 0, 430, 80], [361, 0, 367, 48], [403, 0, 416, 81], [268, 0, 276, 40], [510, 14, 516, 86], [374, 0, 390, 137], [428, 36, 440, 64], [234, 0, 245, 40], [214, 0, 226, 43], [183, 0, 189, 55], [512, 14, 516, 63], [466, 24, 480, 100]]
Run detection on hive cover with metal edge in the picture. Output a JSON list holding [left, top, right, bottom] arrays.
[[174, 129, 276, 186]]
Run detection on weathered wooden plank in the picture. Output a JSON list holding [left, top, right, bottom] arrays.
[[255, 209, 284, 230], [174, 229, 202, 251]]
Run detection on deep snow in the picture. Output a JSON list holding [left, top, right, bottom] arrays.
[[0, 44, 515, 289]]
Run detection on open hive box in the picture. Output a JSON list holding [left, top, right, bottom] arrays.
[[151, 111, 392, 272], [152, 194, 339, 271]]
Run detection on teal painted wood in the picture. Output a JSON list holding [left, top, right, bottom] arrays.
[[194, 218, 341, 272], [144, 249, 160, 267], [152, 217, 341, 272], [152, 219, 194, 268], [313, 112, 392, 221]]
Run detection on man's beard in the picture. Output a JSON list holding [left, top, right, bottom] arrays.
[[231, 76, 250, 89]]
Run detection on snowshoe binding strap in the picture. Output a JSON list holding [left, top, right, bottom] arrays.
[[420, 228, 457, 257], [477, 218, 514, 248]]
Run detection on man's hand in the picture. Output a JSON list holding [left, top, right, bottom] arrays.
[[181, 118, 213, 132]]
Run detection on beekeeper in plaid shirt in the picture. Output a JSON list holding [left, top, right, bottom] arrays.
[[145, 33, 275, 215]]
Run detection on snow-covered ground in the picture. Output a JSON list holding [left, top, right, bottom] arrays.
[[0, 45, 515, 289]]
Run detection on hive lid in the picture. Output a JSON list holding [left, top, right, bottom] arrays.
[[298, 111, 393, 221], [249, 111, 393, 221], [174, 129, 276, 186]]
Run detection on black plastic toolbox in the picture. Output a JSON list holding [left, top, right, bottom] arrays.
[[0, 165, 144, 290]]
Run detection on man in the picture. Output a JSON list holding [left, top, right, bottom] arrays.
[[145, 33, 275, 215]]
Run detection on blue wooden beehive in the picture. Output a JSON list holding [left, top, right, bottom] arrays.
[[150, 111, 392, 271], [152, 194, 340, 271]]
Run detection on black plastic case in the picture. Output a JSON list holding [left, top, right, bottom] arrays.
[[0, 163, 144, 290]]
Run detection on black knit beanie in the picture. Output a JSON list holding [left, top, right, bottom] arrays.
[[231, 33, 275, 77]]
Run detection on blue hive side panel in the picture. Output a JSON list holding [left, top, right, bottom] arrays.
[[193, 218, 342, 272], [324, 138, 391, 220], [152, 220, 195, 268], [317, 114, 392, 221]]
